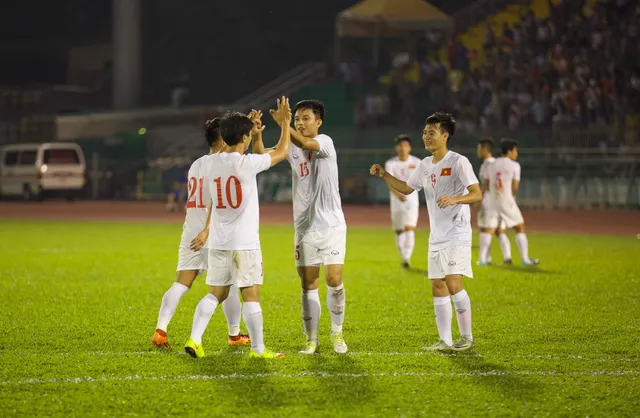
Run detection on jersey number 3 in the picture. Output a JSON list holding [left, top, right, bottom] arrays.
[[187, 177, 207, 209], [214, 176, 243, 209]]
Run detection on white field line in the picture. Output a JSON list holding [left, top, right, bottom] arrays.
[[1, 370, 639, 386], [1, 350, 638, 363]]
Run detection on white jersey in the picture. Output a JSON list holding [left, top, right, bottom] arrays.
[[287, 134, 345, 233], [205, 152, 271, 250], [478, 156, 496, 208], [487, 157, 521, 205], [179, 154, 212, 248], [406, 151, 479, 251], [385, 155, 421, 211]]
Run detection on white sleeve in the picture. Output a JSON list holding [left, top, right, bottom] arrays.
[[456, 157, 479, 188], [315, 134, 335, 159], [406, 161, 424, 191], [248, 154, 272, 174], [513, 162, 521, 181]]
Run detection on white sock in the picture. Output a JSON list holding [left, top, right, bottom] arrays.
[[451, 290, 473, 341], [222, 285, 241, 336], [327, 284, 346, 334], [190, 293, 219, 344], [498, 233, 512, 260], [156, 282, 189, 331], [479, 232, 492, 262], [515, 232, 529, 261], [302, 289, 321, 343], [395, 233, 405, 259], [433, 296, 453, 346], [243, 302, 264, 354], [402, 230, 415, 262]]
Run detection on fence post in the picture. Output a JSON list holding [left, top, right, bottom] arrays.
[[91, 152, 100, 199]]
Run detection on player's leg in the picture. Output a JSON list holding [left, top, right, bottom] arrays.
[[503, 205, 538, 265], [298, 265, 322, 354], [222, 284, 250, 345], [423, 250, 453, 351], [152, 269, 198, 347], [401, 207, 418, 267], [321, 225, 348, 354], [443, 247, 474, 351], [184, 249, 232, 358], [392, 211, 408, 266], [477, 206, 494, 265], [296, 232, 323, 354], [324, 264, 348, 354], [496, 220, 512, 264], [478, 208, 498, 265], [236, 250, 283, 358], [185, 284, 231, 358]]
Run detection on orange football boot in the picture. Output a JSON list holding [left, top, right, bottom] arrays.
[[152, 329, 172, 348], [228, 333, 251, 345]]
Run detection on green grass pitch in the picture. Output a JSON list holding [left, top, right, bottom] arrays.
[[0, 220, 639, 416]]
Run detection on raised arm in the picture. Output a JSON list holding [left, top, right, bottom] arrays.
[[370, 164, 415, 195], [289, 129, 320, 151], [249, 109, 267, 154], [267, 97, 292, 166]]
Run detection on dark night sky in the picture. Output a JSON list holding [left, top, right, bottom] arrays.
[[0, 0, 466, 102]]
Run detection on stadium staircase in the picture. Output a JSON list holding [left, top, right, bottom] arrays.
[[230, 62, 328, 112]]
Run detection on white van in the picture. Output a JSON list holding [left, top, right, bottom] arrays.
[[0, 142, 86, 200]]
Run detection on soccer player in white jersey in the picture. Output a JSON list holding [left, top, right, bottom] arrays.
[[476, 138, 513, 265], [370, 112, 482, 352], [183, 98, 291, 359], [269, 99, 348, 355], [384, 134, 422, 268], [484, 139, 539, 265], [151, 118, 250, 348]]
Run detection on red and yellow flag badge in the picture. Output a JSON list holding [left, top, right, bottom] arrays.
[[441, 167, 452, 176], [409, 164, 416, 169]]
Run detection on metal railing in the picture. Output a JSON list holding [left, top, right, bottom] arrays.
[[230, 62, 327, 112], [129, 148, 640, 208]]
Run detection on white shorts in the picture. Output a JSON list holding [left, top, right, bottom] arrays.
[[294, 224, 347, 267], [428, 246, 473, 279], [206, 249, 263, 288], [176, 246, 208, 274], [391, 207, 419, 230], [477, 207, 506, 230], [486, 202, 524, 229]]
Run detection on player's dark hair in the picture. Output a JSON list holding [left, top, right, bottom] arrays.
[[294, 100, 325, 121], [478, 137, 494, 151], [425, 112, 456, 140], [220, 111, 253, 146], [394, 134, 411, 146], [204, 118, 221, 147], [500, 138, 519, 155]]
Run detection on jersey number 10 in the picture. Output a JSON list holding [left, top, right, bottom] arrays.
[[214, 176, 243, 209]]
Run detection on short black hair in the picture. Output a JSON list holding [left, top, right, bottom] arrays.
[[425, 112, 456, 139], [294, 100, 325, 121], [220, 111, 253, 146], [394, 134, 412, 146], [478, 137, 494, 150], [205, 118, 221, 147], [500, 138, 518, 155]]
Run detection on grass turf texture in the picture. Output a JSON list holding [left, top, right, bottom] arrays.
[[0, 220, 639, 417]]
